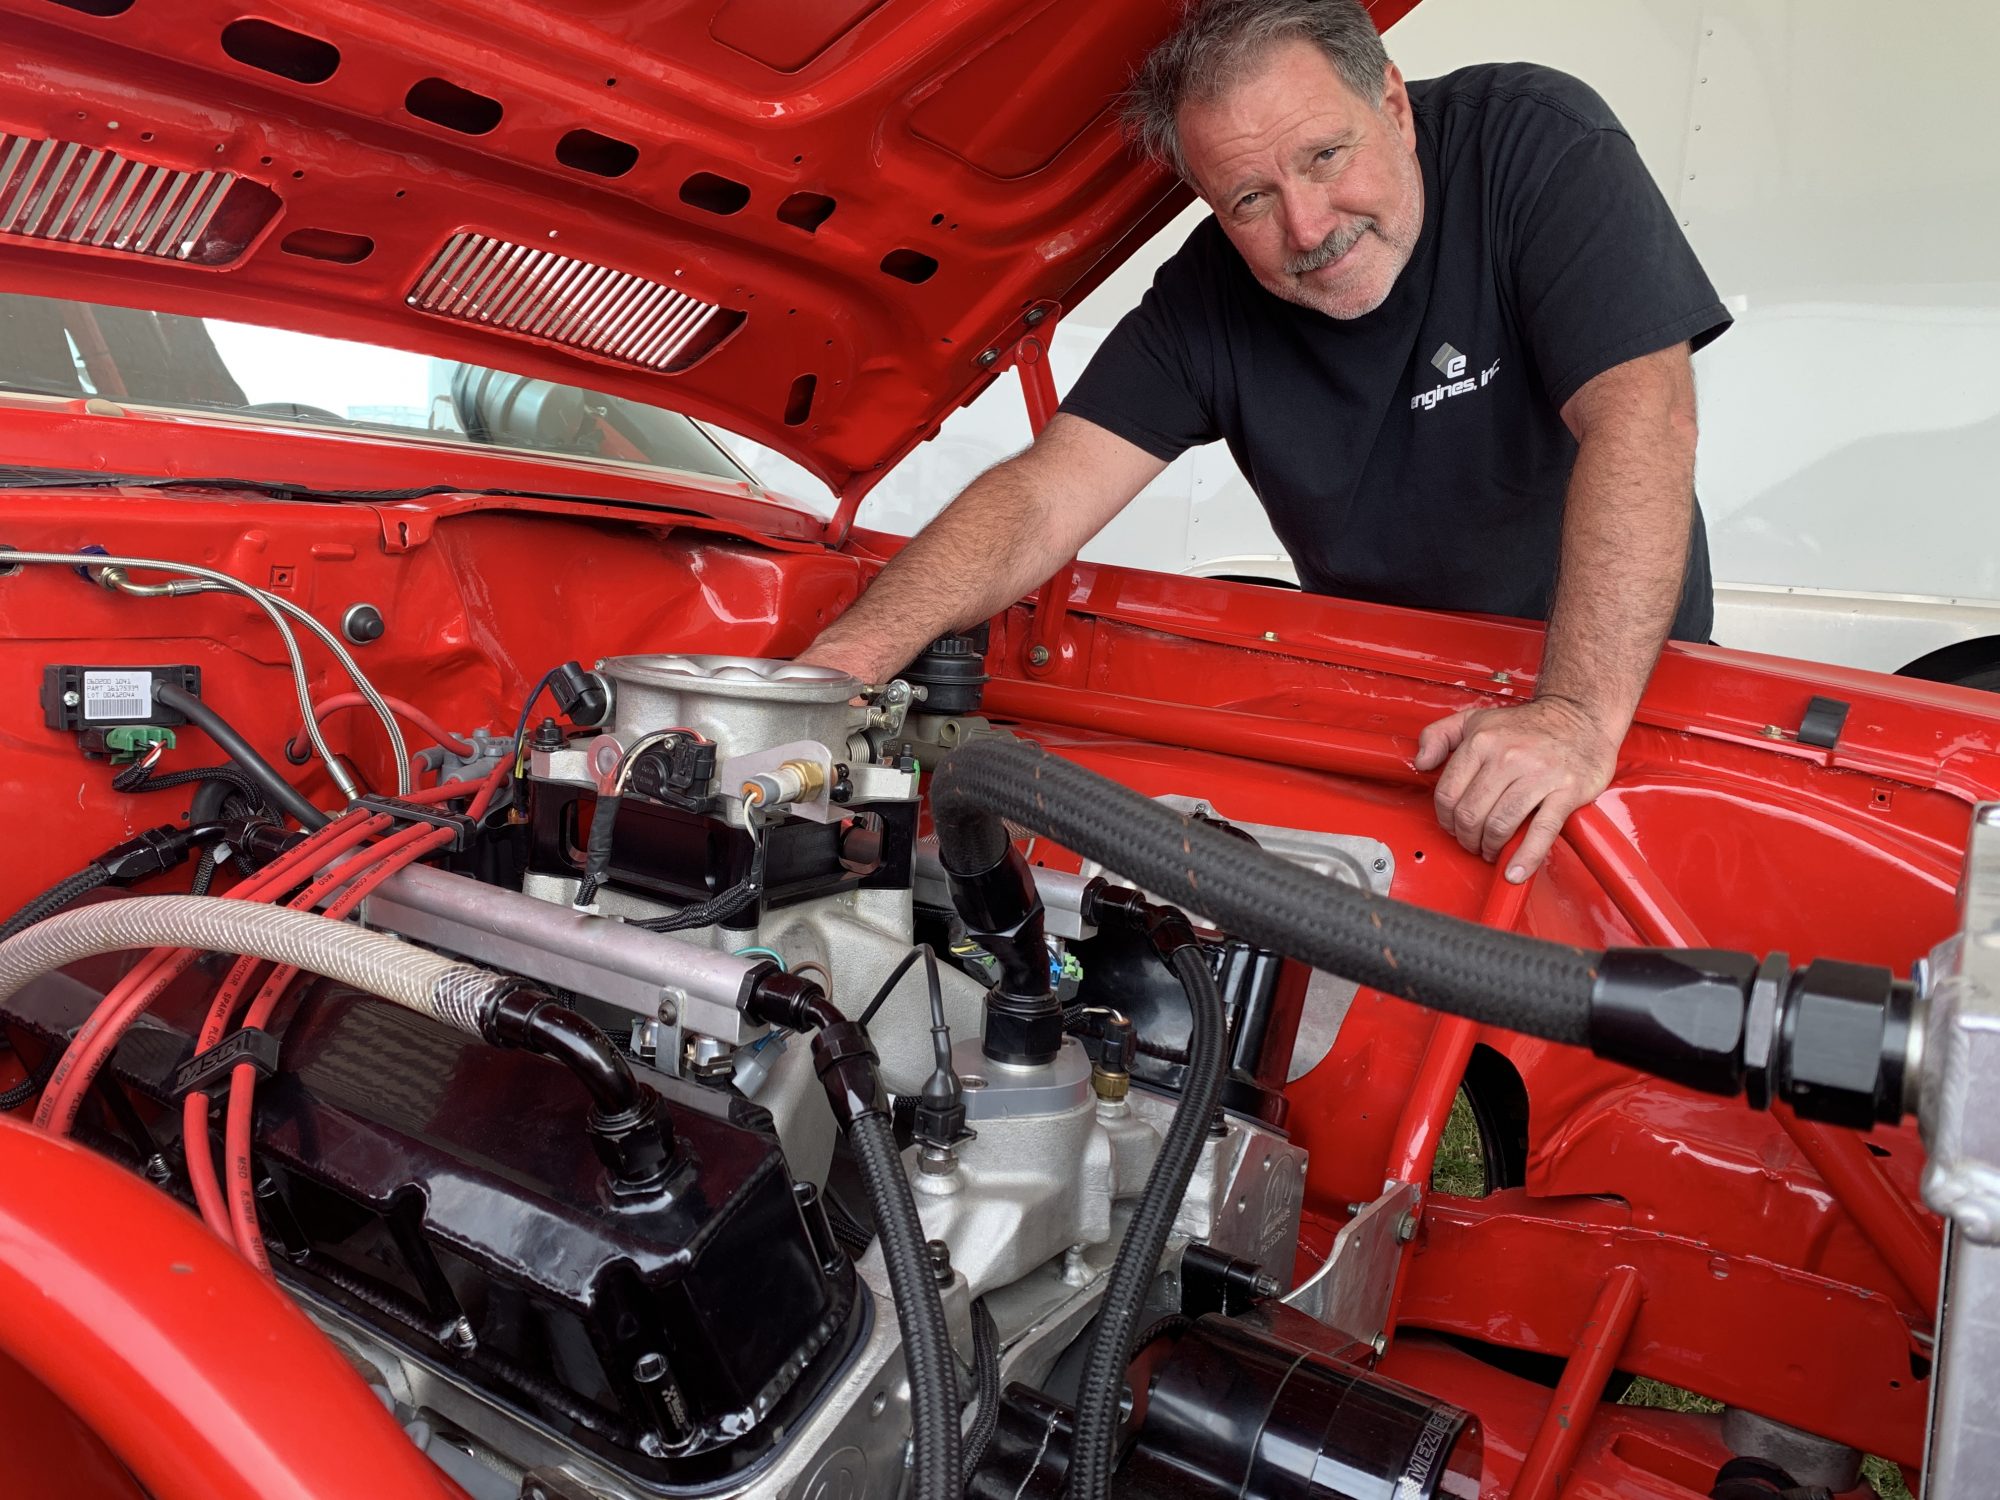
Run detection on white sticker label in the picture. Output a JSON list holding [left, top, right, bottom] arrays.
[[82, 670, 153, 721]]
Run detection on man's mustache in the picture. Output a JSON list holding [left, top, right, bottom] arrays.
[[1285, 219, 1375, 275]]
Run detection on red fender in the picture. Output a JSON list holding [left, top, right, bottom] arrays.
[[0, 1116, 465, 1500]]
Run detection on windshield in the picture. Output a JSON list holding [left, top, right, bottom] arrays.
[[0, 292, 760, 489]]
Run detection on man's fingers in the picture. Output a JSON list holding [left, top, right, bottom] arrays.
[[1429, 720, 1486, 824], [1415, 710, 1472, 773], [1480, 778, 1556, 862], [1447, 763, 1509, 856], [1506, 799, 1575, 884]]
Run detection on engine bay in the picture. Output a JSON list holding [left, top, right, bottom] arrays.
[[0, 503, 1977, 1500], [6, 637, 1489, 1500]]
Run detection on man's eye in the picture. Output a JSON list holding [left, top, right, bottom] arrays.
[[1235, 193, 1261, 212], [1315, 147, 1340, 163]]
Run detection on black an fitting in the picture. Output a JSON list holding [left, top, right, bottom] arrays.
[[943, 841, 1063, 1065], [1778, 958, 1915, 1129], [1589, 947, 1915, 1128], [812, 1020, 890, 1130], [744, 968, 842, 1033], [484, 986, 673, 1188], [1085, 883, 1202, 965], [1587, 948, 1756, 1097], [99, 822, 231, 882]]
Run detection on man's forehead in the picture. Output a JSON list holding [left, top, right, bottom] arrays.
[[1178, 40, 1373, 190]]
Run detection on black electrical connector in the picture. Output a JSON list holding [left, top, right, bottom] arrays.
[[624, 737, 719, 807], [548, 662, 612, 728]]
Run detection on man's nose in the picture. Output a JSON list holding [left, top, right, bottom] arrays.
[[1278, 185, 1341, 255]]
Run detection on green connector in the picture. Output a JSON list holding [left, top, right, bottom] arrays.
[[102, 725, 176, 764]]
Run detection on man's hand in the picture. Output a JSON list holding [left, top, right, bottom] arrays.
[[795, 641, 893, 688], [1415, 696, 1620, 883], [1412, 343, 1699, 884]]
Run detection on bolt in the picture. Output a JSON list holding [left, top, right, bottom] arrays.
[[1261, 630, 1278, 642], [1370, 1333, 1388, 1358], [1252, 1272, 1281, 1298], [1760, 724, 1787, 739], [1345, 1201, 1365, 1217], [1023, 306, 1048, 326], [657, 992, 680, 1026], [977, 348, 1000, 367], [443, 1316, 476, 1352], [1491, 669, 1512, 685], [61, 689, 80, 707], [1062, 1243, 1092, 1287], [1027, 645, 1050, 667], [1396, 1210, 1419, 1243], [633, 1350, 668, 1382], [927, 1238, 954, 1286], [1372, 856, 1389, 873]]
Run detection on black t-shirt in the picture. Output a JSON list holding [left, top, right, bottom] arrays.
[[1061, 63, 1731, 641]]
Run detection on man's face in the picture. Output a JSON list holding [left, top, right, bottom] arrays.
[[1179, 39, 1424, 319]]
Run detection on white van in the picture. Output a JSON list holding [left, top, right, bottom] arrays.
[[732, 0, 2000, 688]]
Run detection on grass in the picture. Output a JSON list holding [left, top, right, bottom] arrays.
[[1619, 1376, 1721, 1414], [1430, 1089, 1486, 1197], [1618, 1380, 1912, 1498], [1435, 1102, 1916, 1500]]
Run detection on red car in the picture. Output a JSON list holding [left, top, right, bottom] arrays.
[[0, 3, 1986, 1498]]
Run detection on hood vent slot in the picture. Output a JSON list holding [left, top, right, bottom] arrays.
[[407, 232, 743, 374], [0, 134, 271, 265]]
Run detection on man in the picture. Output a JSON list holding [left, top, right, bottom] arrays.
[[802, 0, 1728, 883]]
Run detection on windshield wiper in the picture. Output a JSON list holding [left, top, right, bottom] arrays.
[[0, 467, 712, 517]]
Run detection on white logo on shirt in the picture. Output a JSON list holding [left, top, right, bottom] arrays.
[[1412, 346, 1501, 412]]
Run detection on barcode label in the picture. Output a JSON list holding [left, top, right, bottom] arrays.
[[82, 670, 153, 721]]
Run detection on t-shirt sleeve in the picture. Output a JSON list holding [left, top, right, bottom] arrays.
[[1509, 126, 1730, 411], [1058, 275, 1217, 463]]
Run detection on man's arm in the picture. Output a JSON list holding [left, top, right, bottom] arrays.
[[800, 413, 1167, 685], [1415, 342, 1699, 881]]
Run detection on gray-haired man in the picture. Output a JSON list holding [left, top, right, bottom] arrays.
[[804, 0, 1728, 882]]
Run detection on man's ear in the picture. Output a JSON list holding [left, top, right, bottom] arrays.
[[1378, 62, 1416, 150]]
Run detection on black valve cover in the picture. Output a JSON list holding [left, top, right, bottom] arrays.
[[1, 953, 863, 1491]]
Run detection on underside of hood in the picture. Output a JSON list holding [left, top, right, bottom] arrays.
[[0, 0, 1413, 499]]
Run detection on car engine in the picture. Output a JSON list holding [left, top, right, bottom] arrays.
[[0, 644, 1491, 1500], [0, 602, 1939, 1500]]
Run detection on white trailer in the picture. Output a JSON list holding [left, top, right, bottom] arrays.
[[737, 0, 2000, 685]]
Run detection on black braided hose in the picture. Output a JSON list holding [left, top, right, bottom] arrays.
[[931, 737, 1600, 1048], [1066, 945, 1227, 1500], [849, 1110, 961, 1498], [0, 865, 113, 944]]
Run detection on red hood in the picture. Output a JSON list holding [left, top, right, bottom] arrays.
[[0, 0, 1416, 504]]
